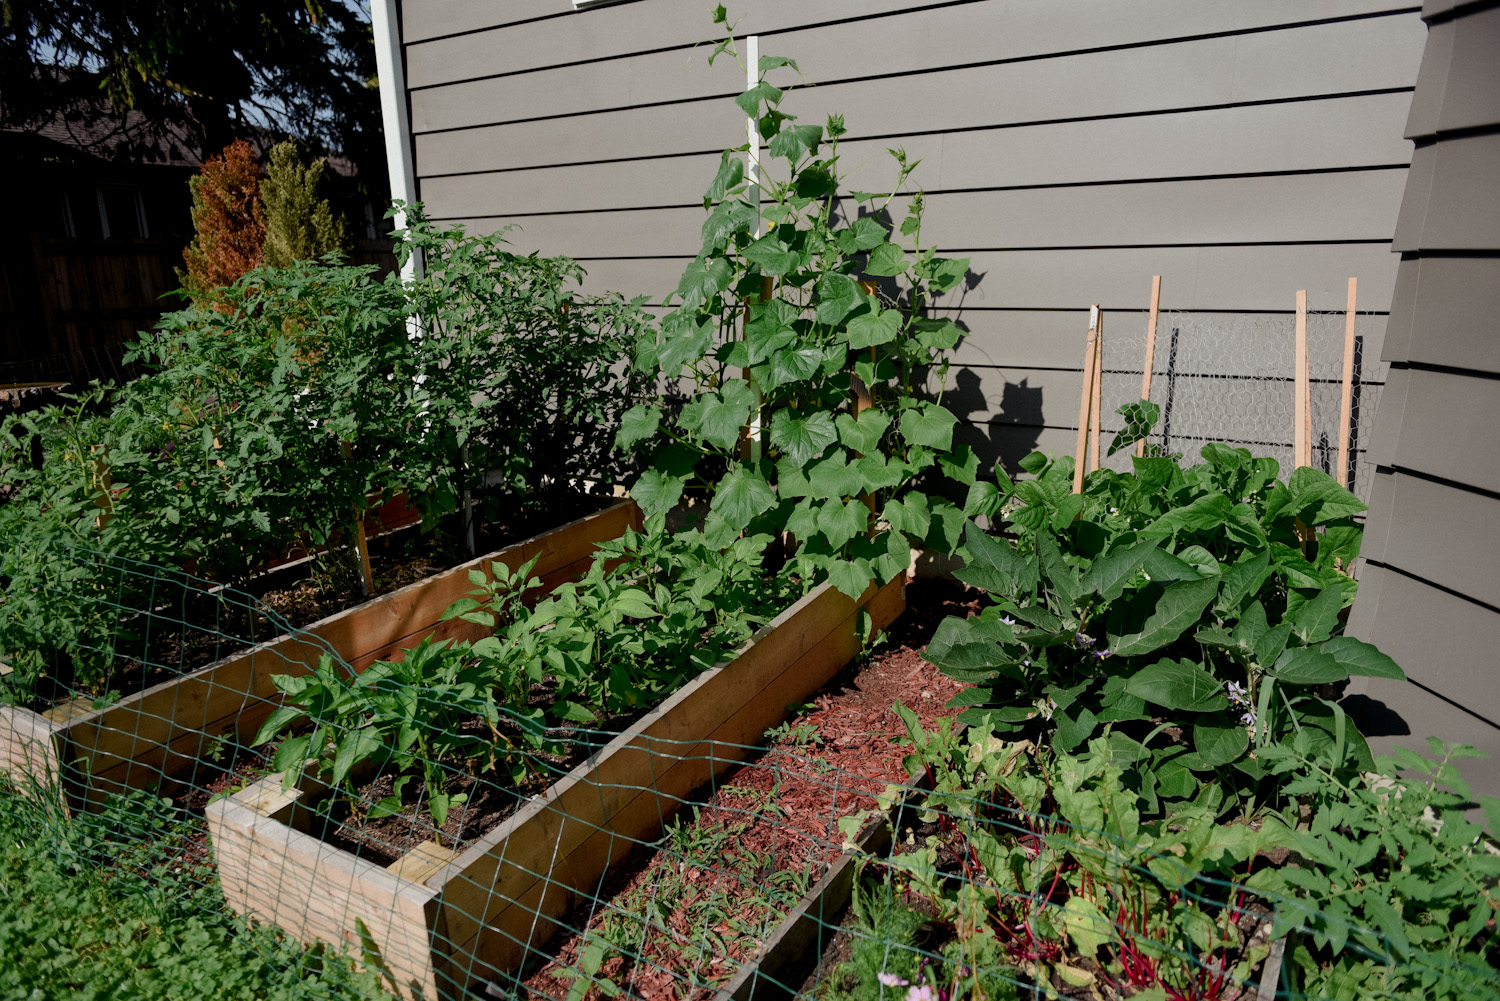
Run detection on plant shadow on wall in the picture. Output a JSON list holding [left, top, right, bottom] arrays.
[[947, 366, 1046, 477]]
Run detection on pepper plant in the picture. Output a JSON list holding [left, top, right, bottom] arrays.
[[617, 15, 991, 597]]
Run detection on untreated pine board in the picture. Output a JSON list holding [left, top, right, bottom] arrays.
[[412, 17, 1421, 167], [440, 606, 879, 983], [210, 796, 447, 998], [416, 92, 1413, 211], [48, 502, 639, 802], [430, 579, 883, 928], [404, 0, 1413, 98], [435, 578, 905, 980]]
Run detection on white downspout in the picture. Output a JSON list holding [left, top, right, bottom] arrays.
[[371, 0, 421, 284]]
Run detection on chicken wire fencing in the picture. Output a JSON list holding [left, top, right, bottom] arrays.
[[2, 545, 1494, 1001], [1089, 305, 1387, 504]]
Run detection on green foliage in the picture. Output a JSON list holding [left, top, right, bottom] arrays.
[[1257, 736, 1500, 1000], [622, 25, 980, 598], [261, 139, 347, 268], [0, 212, 650, 699], [0, 780, 391, 1000], [256, 530, 800, 827], [925, 444, 1396, 812], [394, 206, 653, 519], [854, 714, 1500, 1000]]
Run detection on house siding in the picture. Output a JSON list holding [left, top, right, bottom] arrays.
[[1346, 0, 1500, 790], [395, 0, 1424, 476]]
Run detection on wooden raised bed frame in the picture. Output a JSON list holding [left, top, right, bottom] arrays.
[[0, 501, 640, 808], [206, 574, 906, 1001]]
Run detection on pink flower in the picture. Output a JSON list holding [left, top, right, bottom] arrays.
[[878, 972, 908, 988], [906, 986, 938, 1001]]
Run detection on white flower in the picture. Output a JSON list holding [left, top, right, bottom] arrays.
[[878, 973, 908, 988]]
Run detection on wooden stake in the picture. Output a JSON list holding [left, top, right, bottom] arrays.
[[1336, 277, 1357, 487], [1293, 290, 1309, 469], [341, 440, 374, 597], [1090, 308, 1103, 473], [1072, 305, 1100, 494], [1136, 275, 1162, 458]]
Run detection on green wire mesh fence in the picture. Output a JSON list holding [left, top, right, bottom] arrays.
[[2, 544, 1496, 1001]]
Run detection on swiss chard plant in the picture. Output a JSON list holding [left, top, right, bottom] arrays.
[[617, 12, 990, 598], [926, 443, 1404, 811]]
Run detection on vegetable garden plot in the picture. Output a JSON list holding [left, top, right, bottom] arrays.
[[0, 500, 639, 809], [207, 575, 905, 1000]]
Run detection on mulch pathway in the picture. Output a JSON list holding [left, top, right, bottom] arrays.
[[513, 579, 980, 1001]]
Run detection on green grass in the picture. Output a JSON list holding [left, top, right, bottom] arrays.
[[0, 781, 393, 1001]]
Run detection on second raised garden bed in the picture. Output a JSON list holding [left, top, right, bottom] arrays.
[[206, 574, 906, 1000], [0, 500, 640, 809]]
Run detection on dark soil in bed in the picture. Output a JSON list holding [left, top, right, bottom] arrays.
[[32, 492, 613, 712]]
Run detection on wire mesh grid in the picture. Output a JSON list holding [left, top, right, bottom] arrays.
[[4, 542, 1494, 1001], [1089, 306, 1386, 503]]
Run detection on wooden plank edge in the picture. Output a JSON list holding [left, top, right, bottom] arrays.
[[51, 501, 640, 793], [436, 577, 905, 979]]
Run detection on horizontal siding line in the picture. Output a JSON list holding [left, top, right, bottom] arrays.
[[947, 307, 1392, 317], [1377, 463, 1500, 502], [405, 5, 1418, 97], [419, 165, 1409, 215], [402, 0, 647, 46], [1395, 675, 1500, 732], [1389, 360, 1500, 382], [413, 62, 1416, 134], [404, 0, 984, 50], [514, 240, 1396, 259], [1406, 249, 1500, 260], [1364, 558, 1500, 618], [415, 88, 1417, 168]]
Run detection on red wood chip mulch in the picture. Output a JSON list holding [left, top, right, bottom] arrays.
[[514, 580, 980, 1001]]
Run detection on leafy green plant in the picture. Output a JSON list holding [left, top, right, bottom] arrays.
[[925, 444, 1402, 812], [0, 778, 392, 1000], [394, 206, 653, 529], [254, 559, 557, 826], [1256, 735, 1500, 1000], [618, 11, 986, 598]]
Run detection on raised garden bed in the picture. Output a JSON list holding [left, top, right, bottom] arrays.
[[206, 573, 906, 1001], [0, 500, 640, 808]]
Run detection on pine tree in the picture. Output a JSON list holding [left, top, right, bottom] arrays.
[[261, 140, 347, 268], [180, 139, 265, 294]]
